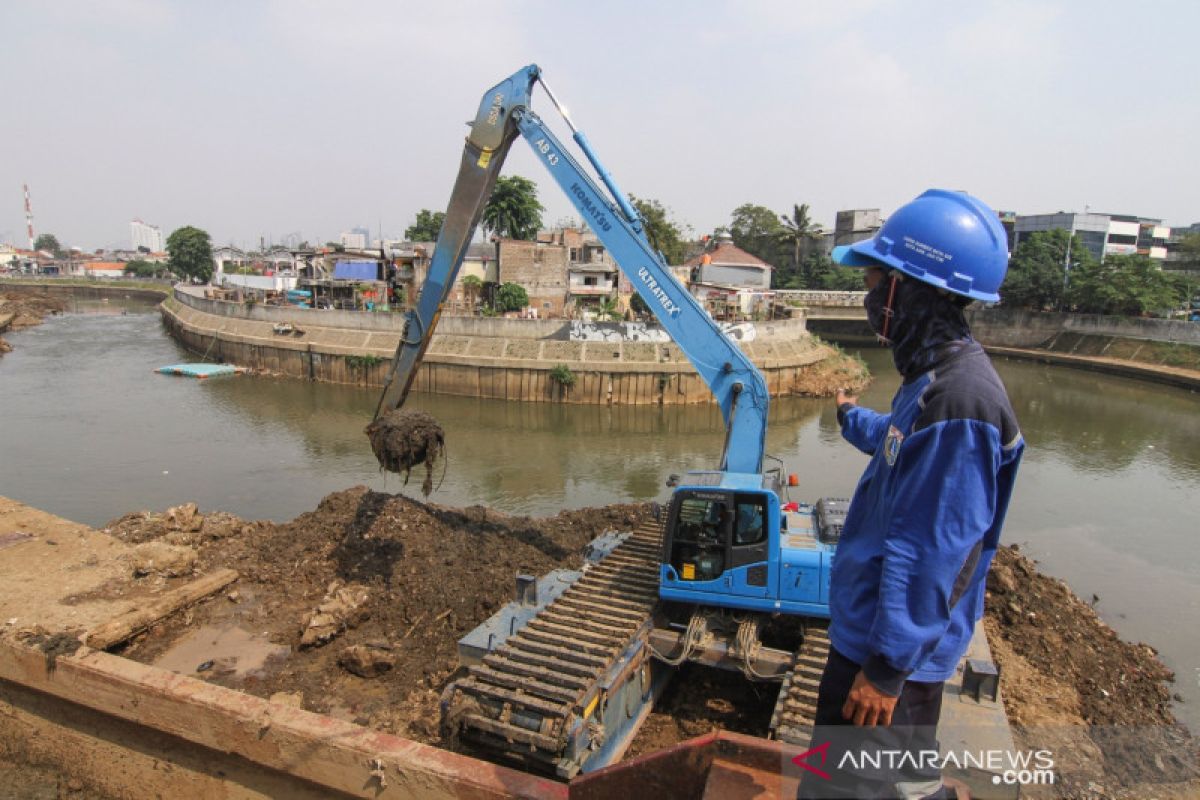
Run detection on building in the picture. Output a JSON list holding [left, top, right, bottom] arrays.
[[339, 228, 370, 250], [1014, 212, 1171, 262], [681, 235, 775, 320], [130, 219, 163, 252], [833, 209, 882, 247]]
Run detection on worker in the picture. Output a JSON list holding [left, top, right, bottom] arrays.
[[798, 190, 1024, 800]]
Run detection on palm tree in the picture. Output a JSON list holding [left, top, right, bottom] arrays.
[[482, 176, 545, 240], [779, 203, 822, 287]]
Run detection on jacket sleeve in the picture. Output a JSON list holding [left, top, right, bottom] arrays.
[[839, 405, 892, 456], [860, 418, 1002, 695]]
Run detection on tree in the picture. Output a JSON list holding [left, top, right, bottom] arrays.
[[1067, 254, 1183, 317], [166, 226, 214, 283], [123, 259, 165, 279], [494, 281, 529, 313], [483, 176, 544, 240], [1001, 229, 1080, 311], [629, 292, 650, 318], [405, 209, 445, 241], [629, 195, 688, 265], [34, 233, 63, 257], [728, 203, 785, 270], [778, 204, 824, 287], [819, 263, 867, 291], [460, 274, 482, 310]]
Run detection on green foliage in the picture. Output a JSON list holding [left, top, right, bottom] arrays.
[[483, 176, 544, 240], [629, 195, 688, 264], [728, 203, 785, 268], [548, 364, 576, 387], [629, 292, 649, 316], [345, 354, 385, 370], [405, 209, 445, 241], [819, 263, 866, 291], [1002, 229, 1081, 310], [1175, 233, 1200, 269], [166, 226, 214, 283], [33, 233, 63, 257], [1067, 254, 1184, 317], [595, 296, 622, 321], [494, 281, 529, 313], [123, 259, 163, 278]]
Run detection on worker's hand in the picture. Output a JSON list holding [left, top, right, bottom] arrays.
[[842, 671, 898, 727], [835, 389, 858, 407]]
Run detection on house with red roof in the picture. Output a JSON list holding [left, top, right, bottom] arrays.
[[680, 235, 776, 320]]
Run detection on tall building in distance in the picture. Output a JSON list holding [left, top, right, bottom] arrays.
[[131, 218, 163, 252], [340, 227, 371, 250]]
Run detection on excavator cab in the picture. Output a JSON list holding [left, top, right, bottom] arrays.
[[660, 486, 777, 610]]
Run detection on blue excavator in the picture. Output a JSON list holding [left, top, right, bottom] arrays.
[[374, 65, 841, 777]]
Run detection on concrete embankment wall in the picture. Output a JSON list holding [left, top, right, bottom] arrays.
[[966, 308, 1200, 347], [161, 287, 836, 404]]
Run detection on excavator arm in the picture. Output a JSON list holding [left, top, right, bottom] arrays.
[[375, 64, 769, 475]]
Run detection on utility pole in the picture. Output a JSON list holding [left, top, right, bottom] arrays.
[[23, 184, 35, 249], [1060, 229, 1074, 311]]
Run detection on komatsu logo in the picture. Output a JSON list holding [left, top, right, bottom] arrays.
[[569, 183, 613, 233], [637, 267, 682, 318]]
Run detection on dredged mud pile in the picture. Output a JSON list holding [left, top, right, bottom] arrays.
[[107, 488, 652, 744], [365, 410, 445, 496], [95, 495, 1195, 795], [985, 545, 1199, 798]]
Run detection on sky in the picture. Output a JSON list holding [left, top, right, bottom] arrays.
[[2, 0, 1197, 252]]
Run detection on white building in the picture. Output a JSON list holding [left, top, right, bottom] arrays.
[[340, 227, 370, 250], [130, 219, 163, 252], [1014, 212, 1170, 262]]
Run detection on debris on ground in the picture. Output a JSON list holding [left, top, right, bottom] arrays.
[[299, 581, 371, 648], [130, 542, 197, 577], [364, 410, 446, 495], [339, 643, 396, 678]]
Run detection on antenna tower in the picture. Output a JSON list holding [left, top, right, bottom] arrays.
[[23, 184, 35, 249]]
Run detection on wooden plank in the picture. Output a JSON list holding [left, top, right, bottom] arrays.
[[0, 639, 565, 800], [85, 569, 240, 650]]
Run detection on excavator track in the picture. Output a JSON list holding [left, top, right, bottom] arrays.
[[443, 521, 664, 777], [769, 623, 831, 746]]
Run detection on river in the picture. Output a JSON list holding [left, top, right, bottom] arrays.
[[2, 299, 1198, 732]]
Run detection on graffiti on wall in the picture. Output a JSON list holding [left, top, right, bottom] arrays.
[[565, 320, 757, 342]]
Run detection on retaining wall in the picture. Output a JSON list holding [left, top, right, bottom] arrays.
[[967, 308, 1200, 347], [160, 287, 840, 405]]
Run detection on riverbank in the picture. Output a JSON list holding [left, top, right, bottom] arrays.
[[2, 492, 1196, 798], [0, 290, 68, 356], [160, 284, 870, 402]]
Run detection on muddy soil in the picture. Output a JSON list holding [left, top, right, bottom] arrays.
[[97, 496, 1195, 797], [986, 545, 1199, 798], [365, 410, 446, 495], [0, 290, 67, 355], [107, 488, 652, 744]]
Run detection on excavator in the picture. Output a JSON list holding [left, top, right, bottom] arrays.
[[373, 65, 841, 778]]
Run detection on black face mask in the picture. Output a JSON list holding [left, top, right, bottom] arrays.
[[864, 273, 974, 377], [863, 278, 896, 343]]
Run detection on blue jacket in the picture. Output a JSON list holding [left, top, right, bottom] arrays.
[[830, 342, 1023, 692]]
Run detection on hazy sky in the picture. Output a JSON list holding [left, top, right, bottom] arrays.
[[3, 1, 1197, 252]]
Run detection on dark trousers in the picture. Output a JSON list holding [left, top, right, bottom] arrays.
[[797, 648, 947, 800]]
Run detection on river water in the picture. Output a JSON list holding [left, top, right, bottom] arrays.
[[2, 299, 1198, 731]]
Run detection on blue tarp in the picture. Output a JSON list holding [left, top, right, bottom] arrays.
[[156, 364, 244, 379], [333, 260, 380, 281]]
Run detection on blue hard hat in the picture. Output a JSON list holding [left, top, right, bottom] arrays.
[[830, 189, 1009, 303]]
